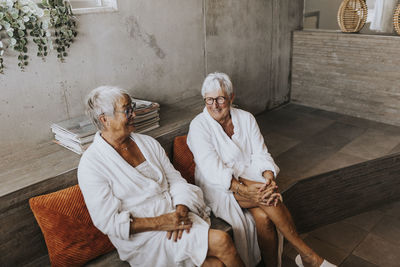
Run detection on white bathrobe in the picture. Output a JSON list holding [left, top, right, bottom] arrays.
[[187, 107, 282, 267], [78, 132, 210, 267]]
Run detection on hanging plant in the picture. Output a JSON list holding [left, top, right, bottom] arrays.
[[0, 0, 77, 73], [41, 0, 77, 61]]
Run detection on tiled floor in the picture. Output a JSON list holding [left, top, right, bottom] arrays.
[[255, 103, 400, 191], [281, 201, 400, 267], [254, 103, 400, 267]]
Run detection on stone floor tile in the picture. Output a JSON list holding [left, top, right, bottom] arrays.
[[353, 233, 400, 267], [311, 109, 347, 121], [281, 254, 298, 267], [380, 200, 400, 220], [276, 141, 338, 179], [339, 254, 378, 267], [370, 215, 400, 246], [256, 107, 299, 128], [301, 235, 348, 266], [263, 131, 300, 157], [339, 128, 400, 160], [336, 115, 398, 132], [303, 152, 366, 178], [280, 103, 317, 115], [308, 221, 368, 253], [275, 113, 334, 141], [277, 175, 302, 192], [390, 143, 400, 154], [307, 122, 366, 149], [283, 241, 298, 260], [282, 233, 309, 261], [342, 210, 385, 231]]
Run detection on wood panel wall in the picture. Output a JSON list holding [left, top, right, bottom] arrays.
[[291, 31, 400, 127]]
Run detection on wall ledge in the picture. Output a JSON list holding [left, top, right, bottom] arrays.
[[296, 29, 400, 40], [0, 95, 204, 199]]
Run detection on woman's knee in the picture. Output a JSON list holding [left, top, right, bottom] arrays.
[[208, 229, 235, 254], [252, 208, 275, 231]]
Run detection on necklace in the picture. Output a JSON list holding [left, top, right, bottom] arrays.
[[114, 142, 129, 151]]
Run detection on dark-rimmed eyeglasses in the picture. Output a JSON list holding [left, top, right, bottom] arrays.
[[114, 102, 136, 118], [204, 96, 227, 105]]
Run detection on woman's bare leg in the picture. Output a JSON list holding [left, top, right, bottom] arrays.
[[241, 178, 323, 267], [234, 189, 278, 266], [207, 229, 245, 267], [248, 207, 278, 267]]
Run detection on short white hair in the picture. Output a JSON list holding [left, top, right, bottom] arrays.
[[85, 86, 129, 130], [201, 72, 233, 98]]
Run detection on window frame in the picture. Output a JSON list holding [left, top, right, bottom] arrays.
[[33, 0, 118, 15], [69, 0, 118, 15]]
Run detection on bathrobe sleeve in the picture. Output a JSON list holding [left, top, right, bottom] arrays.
[[244, 112, 280, 178], [78, 156, 131, 241], [187, 118, 234, 191], [150, 136, 209, 216]]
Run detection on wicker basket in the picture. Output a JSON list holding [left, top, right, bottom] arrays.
[[394, 3, 400, 35], [337, 0, 368, 33]]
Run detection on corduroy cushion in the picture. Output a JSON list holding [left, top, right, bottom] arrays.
[[29, 185, 115, 267], [172, 135, 196, 185]]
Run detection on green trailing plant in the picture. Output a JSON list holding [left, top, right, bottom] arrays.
[[41, 0, 77, 61], [0, 0, 77, 73]]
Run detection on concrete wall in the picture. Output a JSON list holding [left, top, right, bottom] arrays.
[[206, 0, 303, 113], [291, 31, 400, 126], [305, 0, 342, 30], [0, 0, 303, 154]]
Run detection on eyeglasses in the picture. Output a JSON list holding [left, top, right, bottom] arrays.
[[114, 102, 136, 118], [204, 96, 227, 105]]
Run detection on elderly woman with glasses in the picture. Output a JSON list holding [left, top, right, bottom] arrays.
[[187, 73, 336, 267], [78, 86, 244, 267]]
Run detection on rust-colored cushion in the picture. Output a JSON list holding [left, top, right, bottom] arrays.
[[29, 185, 115, 267], [173, 135, 196, 185]]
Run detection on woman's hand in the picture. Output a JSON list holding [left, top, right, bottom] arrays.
[[260, 192, 282, 207], [238, 182, 266, 205], [238, 177, 281, 207], [165, 205, 193, 242], [258, 181, 282, 207]]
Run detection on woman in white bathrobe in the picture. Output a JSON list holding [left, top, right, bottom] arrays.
[[78, 86, 244, 267], [187, 73, 336, 267]]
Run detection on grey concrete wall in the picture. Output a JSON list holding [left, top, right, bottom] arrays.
[[206, 0, 303, 113], [0, 0, 303, 154], [291, 31, 400, 126], [0, 0, 205, 155], [305, 0, 342, 30]]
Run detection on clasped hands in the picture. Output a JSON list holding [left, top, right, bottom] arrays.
[[256, 178, 282, 206], [159, 204, 192, 242], [239, 172, 282, 207]]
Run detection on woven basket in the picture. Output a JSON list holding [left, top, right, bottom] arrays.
[[394, 3, 400, 35], [337, 0, 368, 33]]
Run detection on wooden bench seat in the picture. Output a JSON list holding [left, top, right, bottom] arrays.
[[27, 132, 232, 266]]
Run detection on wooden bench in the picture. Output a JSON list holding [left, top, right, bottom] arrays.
[[27, 134, 232, 266]]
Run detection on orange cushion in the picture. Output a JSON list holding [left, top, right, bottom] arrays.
[[29, 185, 115, 267], [173, 135, 196, 185]]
